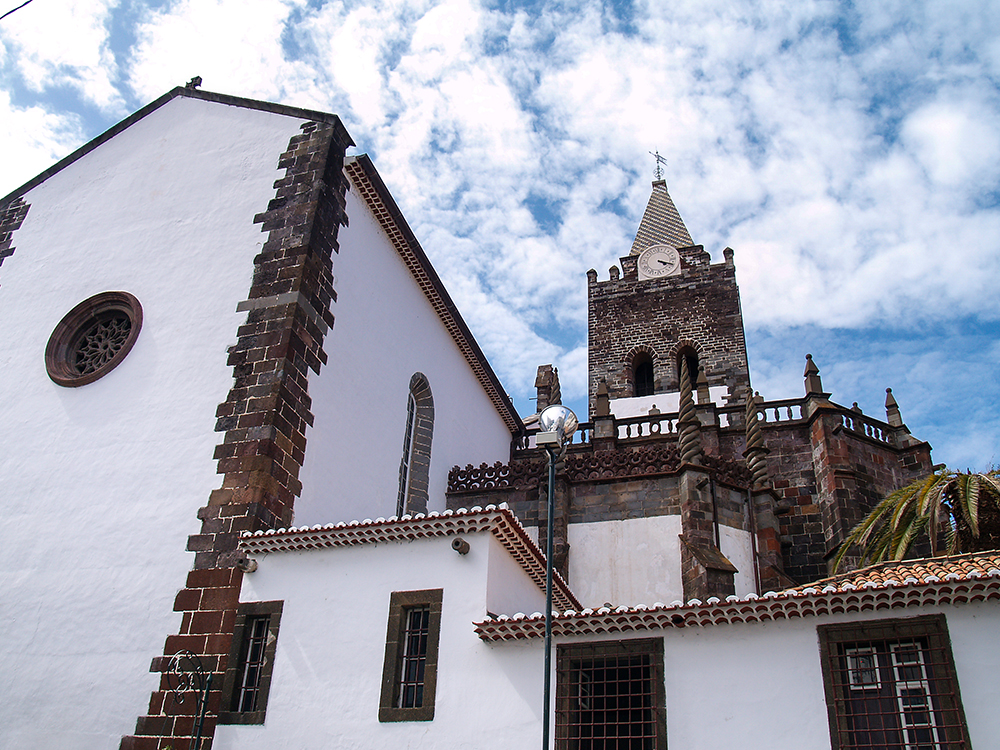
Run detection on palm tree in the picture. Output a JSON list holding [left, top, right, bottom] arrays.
[[833, 468, 1000, 572]]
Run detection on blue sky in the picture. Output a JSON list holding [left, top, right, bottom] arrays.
[[2, 0, 999, 469]]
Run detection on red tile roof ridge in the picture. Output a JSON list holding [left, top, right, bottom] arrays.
[[238, 504, 581, 611], [473, 549, 1000, 641]]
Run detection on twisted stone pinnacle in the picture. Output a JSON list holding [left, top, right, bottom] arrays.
[[677, 356, 702, 464], [745, 390, 768, 488]]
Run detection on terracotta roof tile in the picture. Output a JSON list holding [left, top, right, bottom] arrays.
[[474, 551, 1000, 641], [788, 551, 1000, 593]]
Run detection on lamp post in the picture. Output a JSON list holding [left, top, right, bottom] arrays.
[[536, 404, 578, 750]]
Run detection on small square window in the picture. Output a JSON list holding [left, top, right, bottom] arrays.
[[379, 589, 443, 722], [218, 601, 283, 725]]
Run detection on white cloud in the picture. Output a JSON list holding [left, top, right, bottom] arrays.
[[2, 0, 998, 465], [0, 90, 85, 195], [127, 0, 305, 103], [1, 0, 120, 109]]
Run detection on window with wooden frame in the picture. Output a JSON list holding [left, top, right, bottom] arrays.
[[817, 615, 971, 750], [556, 638, 667, 749], [379, 589, 443, 722], [218, 601, 283, 725]]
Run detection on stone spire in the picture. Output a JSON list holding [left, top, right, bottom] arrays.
[[629, 180, 694, 255], [744, 391, 769, 488], [885, 387, 903, 427], [804, 353, 824, 395], [677, 355, 702, 464]]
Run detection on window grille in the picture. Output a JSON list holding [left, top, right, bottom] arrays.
[[556, 639, 666, 750], [218, 601, 283, 725], [235, 615, 270, 712], [379, 589, 442, 722], [818, 616, 971, 750], [398, 606, 431, 708]]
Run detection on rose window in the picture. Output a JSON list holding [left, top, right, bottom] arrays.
[[46, 292, 143, 387]]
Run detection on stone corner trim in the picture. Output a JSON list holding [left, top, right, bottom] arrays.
[[0, 197, 29, 271], [121, 119, 352, 750]]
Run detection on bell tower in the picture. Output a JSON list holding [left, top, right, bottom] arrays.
[[587, 179, 751, 418]]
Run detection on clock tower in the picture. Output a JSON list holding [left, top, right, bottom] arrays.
[[587, 179, 751, 418]]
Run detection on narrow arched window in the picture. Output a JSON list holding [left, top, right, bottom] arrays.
[[397, 374, 434, 516], [634, 354, 654, 397]]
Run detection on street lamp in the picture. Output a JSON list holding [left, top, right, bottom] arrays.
[[536, 404, 578, 750]]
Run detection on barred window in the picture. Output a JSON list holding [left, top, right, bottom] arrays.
[[556, 638, 667, 750], [818, 615, 971, 750], [379, 589, 443, 722], [218, 601, 283, 725]]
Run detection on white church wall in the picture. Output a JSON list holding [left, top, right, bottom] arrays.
[[567, 515, 684, 607], [217, 531, 545, 749], [294, 183, 513, 526], [661, 603, 998, 749], [486, 532, 546, 616], [0, 97, 307, 748], [718, 525, 756, 596], [944, 603, 1000, 743]]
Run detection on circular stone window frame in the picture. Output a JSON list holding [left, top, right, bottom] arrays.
[[45, 291, 143, 387]]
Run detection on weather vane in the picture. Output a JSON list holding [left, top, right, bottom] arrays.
[[649, 150, 667, 181]]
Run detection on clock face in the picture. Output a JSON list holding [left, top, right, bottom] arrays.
[[637, 244, 681, 280]]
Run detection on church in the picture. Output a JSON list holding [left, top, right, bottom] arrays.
[[1, 85, 996, 749]]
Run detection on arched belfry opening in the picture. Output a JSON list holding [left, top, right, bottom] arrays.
[[634, 352, 654, 397], [677, 348, 700, 391]]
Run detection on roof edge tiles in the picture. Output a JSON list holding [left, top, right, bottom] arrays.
[[629, 179, 694, 256], [2, 86, 354, 206], [344, 155, 523, 435], [474, 551, 1000, 641], [240, 504, 580, 611]]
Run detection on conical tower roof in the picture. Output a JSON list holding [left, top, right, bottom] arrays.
[[629, 179, 693, 255]]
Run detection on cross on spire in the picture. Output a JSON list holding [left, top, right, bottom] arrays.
[[649, 150, 667, 181]]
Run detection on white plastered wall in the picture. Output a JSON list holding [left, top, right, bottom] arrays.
[[719, 525, 756, 596], [214, 531, 546, 749], [660, 603, 1000, 749], [218, 529, 1000, 750], [567, 516, 684, 607], [294, 183, 513, 526], [0, 97, 306, 748], [566, 517, 756, 607]]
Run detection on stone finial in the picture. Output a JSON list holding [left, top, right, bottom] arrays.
[[677, 356, 702, 464], [648, 404, 660, 415], [594, 379, 611, 417], [186, 76, 203, 89], [587, 268, 598, 284], [534, 364, 561, 412], [609, 265, 620, 282], [723, 247, 735, 267], [885, 387, 903, 427], [744, 390, 769, 488], [851, 402, 862, 413], [696, 364, 710, 405], [804, 353, 824, 395]]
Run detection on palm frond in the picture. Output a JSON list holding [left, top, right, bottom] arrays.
[[832, 468, 1000, 572]]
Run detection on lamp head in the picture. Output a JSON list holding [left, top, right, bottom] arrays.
[[537, 404, 578, 446]]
